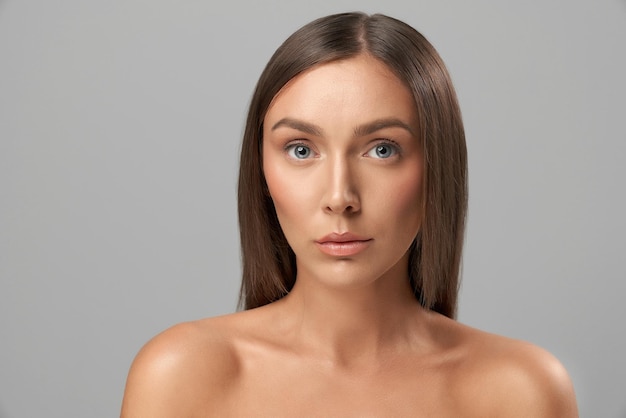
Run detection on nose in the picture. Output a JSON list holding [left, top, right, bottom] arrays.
[[323, 157, 360, 215]]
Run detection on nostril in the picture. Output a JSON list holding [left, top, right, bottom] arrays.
[[325, 203, 354, 214], [324, 187, 360, 214]]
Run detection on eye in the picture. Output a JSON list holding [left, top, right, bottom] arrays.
[[366, 142, 399, 159], [286, 143, 313, 159]]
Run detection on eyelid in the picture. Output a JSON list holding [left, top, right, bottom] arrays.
[[365, 138, 401, 158], [284, 139, 317, 160]]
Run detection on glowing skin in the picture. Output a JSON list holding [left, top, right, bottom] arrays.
[[263, 54, 423, 292], [122, 54, 579, 418]]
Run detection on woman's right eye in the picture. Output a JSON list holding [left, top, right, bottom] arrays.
[[286, 144, 313, 159]]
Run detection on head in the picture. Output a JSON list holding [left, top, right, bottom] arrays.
[[238, 12, 467, 318]]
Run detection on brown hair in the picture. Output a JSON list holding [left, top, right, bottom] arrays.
[[238, 12, 467, 318]]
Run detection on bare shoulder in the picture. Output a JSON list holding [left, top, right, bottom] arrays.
[[449, 320, 579, 417], [120, 314, 244, 417]]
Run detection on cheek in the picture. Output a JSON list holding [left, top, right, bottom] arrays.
[[372, 165, 424, 232], [263, 154, 315, 239], [397, 169, 423, 216], [265, 168, 292, 216]]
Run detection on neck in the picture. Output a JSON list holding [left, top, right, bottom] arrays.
[[278, 257, 430, 368]]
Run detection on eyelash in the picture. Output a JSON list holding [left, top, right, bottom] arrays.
[[366, 139, 401, 159], [284, 141, 315, 160], [283, 139, 401, 160]]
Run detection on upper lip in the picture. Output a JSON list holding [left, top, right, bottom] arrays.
[[315, 232, 371, 243]]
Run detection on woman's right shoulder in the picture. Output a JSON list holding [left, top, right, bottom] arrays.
[[120, 313, 247, 417]]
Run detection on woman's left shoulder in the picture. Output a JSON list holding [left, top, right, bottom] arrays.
[[451, 321, 579, 417]]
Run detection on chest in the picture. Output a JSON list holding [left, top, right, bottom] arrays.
[[218, 359, 472, 417]]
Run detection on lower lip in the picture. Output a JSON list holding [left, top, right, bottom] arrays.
[[315, 240, 372, 257]]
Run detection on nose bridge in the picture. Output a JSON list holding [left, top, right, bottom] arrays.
[[324, 152, 360, 214]]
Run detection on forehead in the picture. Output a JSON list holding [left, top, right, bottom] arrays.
[[264, 54, 418, 130]]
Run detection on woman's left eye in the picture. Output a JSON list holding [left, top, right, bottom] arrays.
[[366, 142, 399, 159]]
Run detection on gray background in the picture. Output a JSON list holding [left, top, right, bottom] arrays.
[[1, 0, 624, 417]]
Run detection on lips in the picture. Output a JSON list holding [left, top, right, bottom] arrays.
[[315, 232, 372, 256]]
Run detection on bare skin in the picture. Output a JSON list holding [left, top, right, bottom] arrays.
[[121, 55, 578, 417], [121, 302, 577, 417]]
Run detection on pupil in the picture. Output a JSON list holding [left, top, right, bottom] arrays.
[[377, 146, 388, 155], [297, 146, 308, 156]]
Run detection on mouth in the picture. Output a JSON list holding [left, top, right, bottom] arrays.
[[315, 232, 372, 256]]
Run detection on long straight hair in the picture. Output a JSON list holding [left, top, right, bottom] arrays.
[[238, 12, 467, 318]]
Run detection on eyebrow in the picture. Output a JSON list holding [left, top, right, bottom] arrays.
[[353, 118, 415, 137], [271, 117, 415, 137], [271, 118, 323, 136]]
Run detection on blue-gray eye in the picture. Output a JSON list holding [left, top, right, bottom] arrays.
[[367, 143, 397, 159], [288, 144, 312, 159]]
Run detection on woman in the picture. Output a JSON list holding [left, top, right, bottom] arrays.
[[121, 12, 578, 416]]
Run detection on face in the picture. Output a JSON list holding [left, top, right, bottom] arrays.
[[262, 54, 423, 290]]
